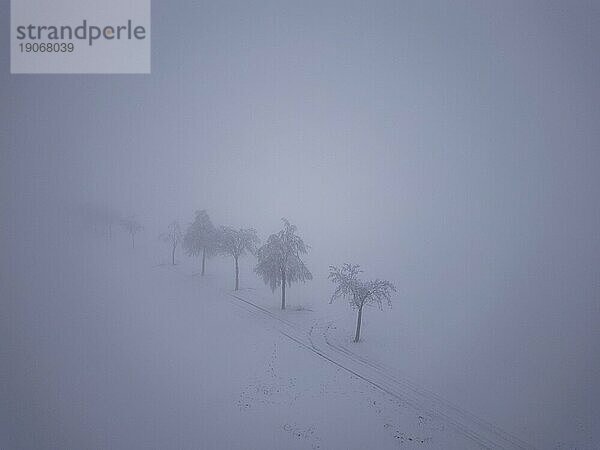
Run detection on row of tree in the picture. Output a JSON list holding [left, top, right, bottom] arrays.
[[161, 210, 395, 342]]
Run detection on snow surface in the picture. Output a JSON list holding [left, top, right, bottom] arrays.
[[1, 223, 596, 449]]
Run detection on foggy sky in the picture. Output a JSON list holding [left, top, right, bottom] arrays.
[[2, 1, 599, 448]]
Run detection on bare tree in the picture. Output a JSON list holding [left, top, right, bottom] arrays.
[[120, 217, 143, 249], [160, 221, 183, 265], [217, 226, 260, 290], [183, 210, 217, 275], [329, 263, 396, 342], [254, 218, 312, 309]]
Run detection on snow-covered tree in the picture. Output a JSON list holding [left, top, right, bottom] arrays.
[[183, 210, 217, 275], [217, 226, 260, 290], [329, 263, 396, 342], [160, 221, 183, 265], [254, 218, 312, 310], [120, 217, 143, 249]]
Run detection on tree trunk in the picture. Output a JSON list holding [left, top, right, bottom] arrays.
[[234, 256, 239, 291], [354, 306, 363, 343], [281, 269, 286, 310], [172, 244, 176, 265], [201, 247, 206, 275], [131, 233, 135, 249]]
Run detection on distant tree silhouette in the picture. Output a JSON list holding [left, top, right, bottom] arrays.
[[217, 226, 260, 290], [183, 210, 218, 275], [160, 221, 183, 265], [120, 217, 143, 249]]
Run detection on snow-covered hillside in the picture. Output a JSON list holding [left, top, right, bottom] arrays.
[[1, 224, 528, 449], [5, 220, 578, 450]]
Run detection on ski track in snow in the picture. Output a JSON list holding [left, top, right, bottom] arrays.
[[226, 291, 535, 450]]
